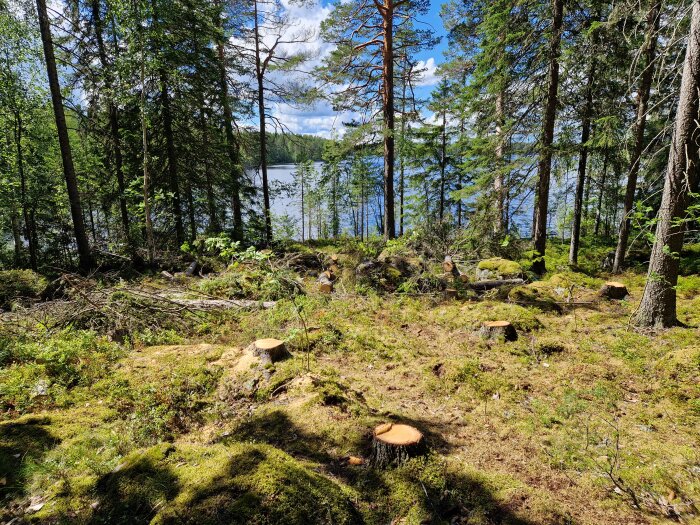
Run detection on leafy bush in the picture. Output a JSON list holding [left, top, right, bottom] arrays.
[[0, 270, 47, 309], [198, 264, 299, 301]]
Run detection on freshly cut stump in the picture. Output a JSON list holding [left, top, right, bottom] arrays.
[[600, 281, 628, 300], [480, 321, 517, 342], [442, 255, 459, 277], [246, 338, 290, 364], [318, 273, 334, 293], [369, 423, 425, 468]]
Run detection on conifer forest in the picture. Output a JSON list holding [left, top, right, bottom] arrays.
[[1, 0, 700, 523]]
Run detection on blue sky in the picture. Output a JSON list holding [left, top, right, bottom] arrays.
[[274, 0, 450, 138]]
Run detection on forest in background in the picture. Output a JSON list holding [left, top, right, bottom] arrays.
[[3, 0, 700, 522], [1, 0, 695, 268]]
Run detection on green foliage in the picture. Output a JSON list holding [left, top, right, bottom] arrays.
[[0, 331, 122, 414], [0, 270, 47, 309], [111, 366, 221, 445]]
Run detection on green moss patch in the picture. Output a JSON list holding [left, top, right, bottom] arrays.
[[477, 258, 522, 277]]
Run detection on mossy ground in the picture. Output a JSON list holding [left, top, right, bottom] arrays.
[[1, 241, 699, 524]]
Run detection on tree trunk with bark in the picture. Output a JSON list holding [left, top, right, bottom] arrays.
[[634, 0, 700, 328], [613, 1, 660, 273], [531, 0, 563, 275], [254, 0, 273, 244], [15, 112, 38, 270], [36, 0, 92, 271], [91, 0, 131, 246], [569, 37, 597, 266], [494, 89, 506, 233], [381, 0, 396, 239], [159, 71, 185, 245], [216, 0, 243, 241]]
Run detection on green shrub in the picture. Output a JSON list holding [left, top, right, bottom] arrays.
[[0, 331, 122, 414], [0, 270, 47, 309], [112, 366, 221, 445]]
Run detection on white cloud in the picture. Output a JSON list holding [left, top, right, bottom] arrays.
[[414, 57, 440, 87]]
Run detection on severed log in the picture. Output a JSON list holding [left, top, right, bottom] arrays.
[[480, 320, 518, 342], [599, 281, 628, 300], [170, 298, 276, 310], [442, 255, 460, 277], [185, 261, 199, 276], [444, 288, 458, 299], [318, 273, 334, 293], [369, 423, 425, 468], [469, 278, 524, 291]]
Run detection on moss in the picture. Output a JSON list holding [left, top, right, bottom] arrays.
[[0, 270, 47, 309], [508, 285, 562, 314], [477, 257, 522, 276], [150, 443, 361, 525]]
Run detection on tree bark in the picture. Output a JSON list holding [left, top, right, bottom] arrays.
[[494, 89, 506, 233], [569, 39, 596, 266], [215, 0, 243, 241], [159, 71, 185, 245], [594, 151, 608, 236], [139, 12, 155, 264], [439, 108, 447, 221], [36, 0, 92, 271], [531, 0, 563, 275], [613, 1, 660, 273], [91, 0, 131, 245], [254, 0, 273, 244], [15, 112, 38, 270], [633, 0, 700, 328], [381, 0, 396, 239]]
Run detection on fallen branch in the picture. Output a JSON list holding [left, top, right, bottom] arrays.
[[469, 278, 525, 291]]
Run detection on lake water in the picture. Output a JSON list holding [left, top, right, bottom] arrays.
[[259, 163, 545, 240]]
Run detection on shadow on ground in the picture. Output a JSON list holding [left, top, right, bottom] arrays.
[[0, 416, 58, 499], [88, 443, 180, 525], [222, 409, 540, 524]]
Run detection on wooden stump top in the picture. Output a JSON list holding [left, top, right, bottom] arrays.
[[484, 320, 511, 328], [374, 423, 423, 446], [254, 338, 285, 351], [605, 281, 626, 288]]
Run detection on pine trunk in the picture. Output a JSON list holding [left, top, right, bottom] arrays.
[[634, 0, 700, 328], [36, 0, 92, 271], [216, 1, 243, 241], [613, 2, 660, 273], [91, 0, 130, 246], [569, 44, 596, 265], [531, 0, 563, 275], [381, 0, 396, 239], [254, 0, 273, 244]]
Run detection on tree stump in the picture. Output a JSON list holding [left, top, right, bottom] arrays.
[[442, 255, 459, 277], [245, 338, 290, 364], [600, 281, 628, 299], [480, 321, 518, 342], [369, 423, 424, 468], [445, 288, 458, 299], [318, 273, 334, 293]]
